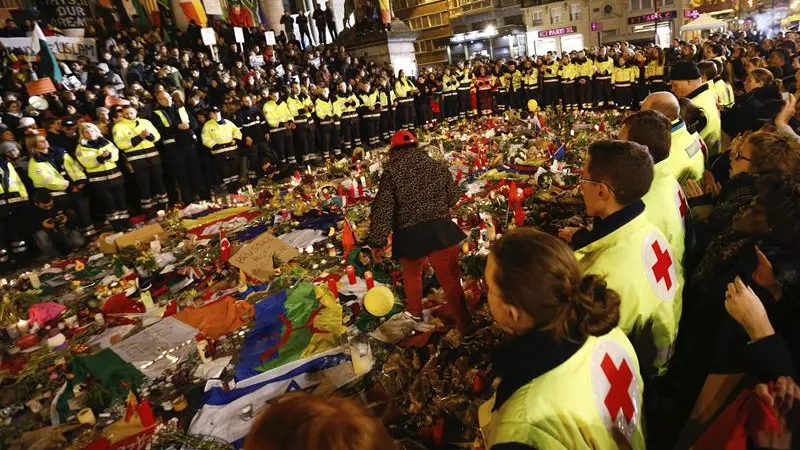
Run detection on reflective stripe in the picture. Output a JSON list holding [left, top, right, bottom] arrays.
[[443, 92, 458, 97], [318, 120, 332, 125], [341, 113, 359, 119], [561, 80, 575, 84], [292, 118, 308, 124], [127, 151, 160, 161], [543, 79, 559, 83], [163, 138, 177, 144], [241, 120, 260, 128], [363, 113, 380, 119], [7, 196, 27, 204], [51, 191, 67, 197], [596, 76, 612, 80], [269, 127, 285, 133], [397, 98, 414, 103], [211, 145, 238, 155], [88, 172, 123, 182], [614, 83, 631, 87]]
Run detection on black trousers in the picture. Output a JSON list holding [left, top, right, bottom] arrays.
[[293, 122, 312, 162], [93, 180, 130, 231], [615, 85, 634, 109], [331, 121, 342, 157], [525, 86, 540, 106], [269, 128, 293, 164], [316, 23, 327, 44], [561, 81, 576, 108], [395, 101, 414, 131], [508, 89, 524, 110], [163, 142, 205, 203], [212, 149, 240, 192], [416, 101, 431, 127], [457, 88, 471, 117], [318, 122, 334, 159], [68, 190, 95, 238], [542, 81, 560, 107], [0, 202, 31, 267], [339, 116, 360, 153], [130, 156, 168, 211], [240, 141, 268, 182], [379, 110, 394, 141], [577, 79, 592, 107], [495, 90, 508, 112], [327, 21, 337, 39], [361, 116, 380, 147], [299, 26, 313, 47], [595, 79, 613, 106], [442, 93, 458, 121]]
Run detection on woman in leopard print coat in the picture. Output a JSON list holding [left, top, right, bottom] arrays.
[[367, 130, 468, 326]]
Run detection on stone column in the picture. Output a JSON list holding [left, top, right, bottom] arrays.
[[260, 0, 285, 32]]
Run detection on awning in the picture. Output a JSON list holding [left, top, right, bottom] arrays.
[[680, 13, 727, 32]]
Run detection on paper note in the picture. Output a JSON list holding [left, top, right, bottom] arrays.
[[229, 232, 300, 282], [111, 317, 198, 378]]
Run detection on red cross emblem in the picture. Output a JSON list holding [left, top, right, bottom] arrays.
[[601, 353, 635, 423], [651, 241, 673, 290], [677, 189, 688, 218]]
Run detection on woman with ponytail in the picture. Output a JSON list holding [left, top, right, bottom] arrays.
[[482, 228, 645, 450]]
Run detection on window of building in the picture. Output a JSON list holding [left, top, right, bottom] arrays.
[[408, 12, 446, 30], [413, 38, 444, 54], [661, 0, 675, 6], [569, 3, 581, 20], [550, 6, 562, 24], [531, 10, 542, 22], [629, 0, 652, 9]]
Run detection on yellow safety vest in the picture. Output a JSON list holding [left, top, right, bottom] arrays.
[[359, 91, 380, 118], [456, 69, 473, 89], [263, 100, 293, 129], [612, 66, 634, 85], [541, 61, 560, 81], [28, 154, 86, 195], [575, 209, 682, 370], [523, 68, 538, 87], [594, 57, 614, 79], [201, 119, 242, 155], [508, 70, 523, 90], [645, 61, 665, 83], [315, 98, 334, 122], [668, 120, 705, 184], [481, 328, 645, 449], [153, 107, 190, 128], [0, 161, 28, 203], [443, 74, 459, 92], [394, 78, 416, 100], [378, 89, 395, 108], [576, 60, 595, 79], [689, 83, 722, 157], [287, 95, 311, 122], [112, 118, 161, 161], [643, 160, 686, 268], [335, 93, 360, 118], [558, 63, 577, 81], [714, 79, 735, 108], [76, 138, 123, 183]]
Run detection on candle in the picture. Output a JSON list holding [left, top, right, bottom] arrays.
[[156, 210, 166, 221], [364, 271, 375, 290], [348, 181, 356, 198], [345, 265, 356, 285], [327, 278, 338, 298], [16, 319, 29, 335], [94, 313, 105, 327], [337, 184, 344, 196], [28, 272, 40, 289]]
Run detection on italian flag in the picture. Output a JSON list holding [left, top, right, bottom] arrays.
[[31, 23, 62, 82]]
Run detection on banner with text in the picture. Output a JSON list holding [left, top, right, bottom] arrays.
[[40, 0, 94, 30], [0, 36, 98, 62]]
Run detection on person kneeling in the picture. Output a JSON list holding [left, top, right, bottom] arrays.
[[32, 190, 85, 258]]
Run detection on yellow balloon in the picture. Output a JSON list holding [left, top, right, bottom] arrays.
[[527, 99, 539, 112], [364, 286, 395, 317]]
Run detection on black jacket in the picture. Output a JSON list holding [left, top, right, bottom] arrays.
[[721, 85, 783, 137]]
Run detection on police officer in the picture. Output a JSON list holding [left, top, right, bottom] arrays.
[[559, 54, 578, 111], [152, 90, 206, 203], [25, 134, 96, 240], [236, 94, 270, 184], [642, 92, 705, 184], [541, 52, 560, 108], [201, 106, 242, 192], [441, 67, 460, 124], [263, 88, 295, 167], [377, 77, 396, 142], [507, 61, 524, 112], [287, 82, 315, 165], [594, 47, 614, 108], [454, 61, 473, 118], [315, 85, 338, 160], [575, 50, 595, 110], [670, 60, 721, 158], [481, 229, 645, 449], [336, 81, 361, 153], [358, 81, 381, 148], [522, 59, 539, 106], [561, 140, 682, 373], [76, 123, 131, 232], [113, 105, 168, 214], [0, 142, 29, 269], [394, 71, 417, 131]]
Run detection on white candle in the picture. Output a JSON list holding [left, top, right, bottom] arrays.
[[17, 319, 29, 334], [28, 272, 40, 289]]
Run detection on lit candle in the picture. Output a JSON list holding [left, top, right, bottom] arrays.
[[28, 272, 40, 289], [346, 265, 356, 285], [94, 313, 105, 326], [16, 319, 29, 335], [364, 271, 375, 290]]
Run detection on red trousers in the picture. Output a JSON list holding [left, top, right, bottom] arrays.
[[400, 245, 467, 323]]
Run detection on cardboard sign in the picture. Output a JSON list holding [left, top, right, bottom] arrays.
[[229, 232, 299, 282], [41, 0, 93, 30], [274, 64, 285, 78], [201, 27, 217, 46], [264, 30, 276, 46], [115, 224, 165, 250], [26, 78, 57, 96], [0, 36, 98, 62], [234, 27, 245, 43], [249, 55, 265, 67]]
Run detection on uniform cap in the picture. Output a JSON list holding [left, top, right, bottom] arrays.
[[669, 61, 701, 81]]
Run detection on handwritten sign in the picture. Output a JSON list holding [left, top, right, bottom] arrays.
[[229, 232, 299, 282], [41, 0, 93, 29], [249, 55, 265, 67], [265, 30, 276, 46], [201, 27, 217, 46], [274, 64, 285, 78], [234, 27, 245, 43], [26, 78, 57, 96], [0, 36, 98, 62]]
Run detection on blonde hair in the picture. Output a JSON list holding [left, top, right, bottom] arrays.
[[24, 134, 48, 156], [78, 122, 102, 141]]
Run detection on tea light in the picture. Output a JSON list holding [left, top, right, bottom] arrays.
[[16, 319, 29, 335], [94, 313, 105, 326], [156, 210, 166, 220], [77, 408, 96, 425]]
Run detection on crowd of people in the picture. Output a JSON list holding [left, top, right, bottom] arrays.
[[2, 13, 800, 448]]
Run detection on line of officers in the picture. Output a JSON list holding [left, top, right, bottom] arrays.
[[436, 49, 669, 114]]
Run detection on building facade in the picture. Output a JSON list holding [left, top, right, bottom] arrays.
[[444, 0, 527, 62], [391, 0, 453, 67]]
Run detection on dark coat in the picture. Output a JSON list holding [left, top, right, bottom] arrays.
[[721, 85, 783, 137]]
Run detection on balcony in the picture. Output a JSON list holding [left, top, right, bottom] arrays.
[[449, 0, 495, 18], [530, 18, 544, 25]]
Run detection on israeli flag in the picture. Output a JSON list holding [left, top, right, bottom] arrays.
[[189, 348, 355, 447]]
